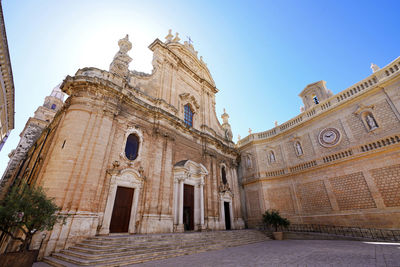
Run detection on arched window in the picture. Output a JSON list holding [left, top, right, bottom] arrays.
[[125, 134, 139, 160], [294, 141, 303, 156], [51, 104, 56, 110], [184, 104, 193, 127], [221, 166, 227, 184], [313, 95, 319, 104]]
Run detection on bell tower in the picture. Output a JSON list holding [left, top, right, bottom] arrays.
[[299, 80, 333, 111]]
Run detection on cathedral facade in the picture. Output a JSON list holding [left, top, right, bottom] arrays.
[[238, 59, 400, 229], [1, 33, 244, 256]]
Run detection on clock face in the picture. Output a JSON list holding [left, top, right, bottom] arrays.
[[319, 128, 341, 147]]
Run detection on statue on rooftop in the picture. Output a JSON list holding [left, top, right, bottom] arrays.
[[371, 63, 380, 73]]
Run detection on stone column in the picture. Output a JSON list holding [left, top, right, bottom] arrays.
[[173, 179, 179, 225], [177, 178, 184, 232], [200, 180, 205, 227]]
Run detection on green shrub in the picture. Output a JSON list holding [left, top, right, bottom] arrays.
[[0, 184, 65, 251], [262, 209, 290, 232]]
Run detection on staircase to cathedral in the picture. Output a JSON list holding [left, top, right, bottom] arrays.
[[42, 229, 270, 266]]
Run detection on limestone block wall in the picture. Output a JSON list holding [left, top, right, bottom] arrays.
[[258, 151, 400, 228]]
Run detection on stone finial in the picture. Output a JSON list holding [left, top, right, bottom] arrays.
[[221, 108, 229, 124], [371, 63, 380, 73], [118, 34, 132, 53], [274, 121, 278, 127], [238, 135, 241, 140], [248, 128, 252, 134], [172, 32, 181, 43], [110, 34, 133, 78], [165, 29, 173, 43]]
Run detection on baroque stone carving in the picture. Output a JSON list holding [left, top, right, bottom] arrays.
[[109, 35, 132, 78], [179, 93, 200, 110]]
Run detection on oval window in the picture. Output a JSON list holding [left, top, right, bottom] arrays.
[[125, 134, 139, 160]]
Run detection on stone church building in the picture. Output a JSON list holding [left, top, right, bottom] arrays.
[[1, 32, 244, 256], [1, 31, 399, 257]]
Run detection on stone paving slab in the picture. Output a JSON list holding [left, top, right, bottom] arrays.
[[134, 240, 400, 267]]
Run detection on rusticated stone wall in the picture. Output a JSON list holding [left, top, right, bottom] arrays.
[[295, 180, 332, 214], [370, 164, 400, 207]]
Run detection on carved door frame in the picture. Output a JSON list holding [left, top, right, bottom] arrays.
[[99, 168, 143, 235]]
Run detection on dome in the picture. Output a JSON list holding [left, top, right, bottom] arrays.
[[50, 83, 65, 101]]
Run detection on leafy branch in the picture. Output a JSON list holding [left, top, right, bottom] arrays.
[[0, 184, 66, 251]]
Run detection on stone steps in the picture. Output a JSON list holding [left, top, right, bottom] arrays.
[[42, 229, 270, 266]]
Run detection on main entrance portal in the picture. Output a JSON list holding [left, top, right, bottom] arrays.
[[109, 186, 134, 233], [173, 160, 207, 232], [183, 184, 195, 231]]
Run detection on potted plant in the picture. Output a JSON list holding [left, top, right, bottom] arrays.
[[262, 209, 290, 240], [0, 184, 65, 267]]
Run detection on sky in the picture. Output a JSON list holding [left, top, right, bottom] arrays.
[[1, 0, 399, 174]]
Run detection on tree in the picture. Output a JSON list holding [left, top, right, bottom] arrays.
[[262, 209, 290, 232], [0, 184, 65, 251]]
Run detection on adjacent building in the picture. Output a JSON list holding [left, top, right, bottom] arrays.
[[238, 59, 400, 229], [0, 2, 14, 151]]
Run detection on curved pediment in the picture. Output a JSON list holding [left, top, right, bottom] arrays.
[[174, 159, 208, 176], [166, 42, 216, 88]]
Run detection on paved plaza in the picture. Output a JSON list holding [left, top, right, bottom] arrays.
[[135, 240, 400, 267]]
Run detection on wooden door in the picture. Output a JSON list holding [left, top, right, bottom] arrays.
[[224, 202, 231, 230], [183, 184, 194, 231], [110, 186, 134, 233]]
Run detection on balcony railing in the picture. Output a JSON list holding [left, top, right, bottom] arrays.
[[259, 223, 400, 242]]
